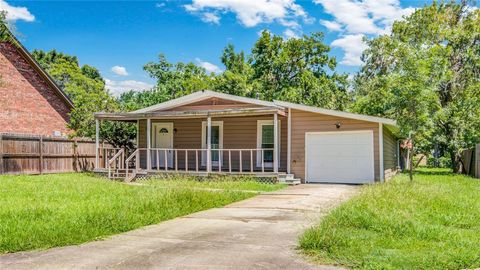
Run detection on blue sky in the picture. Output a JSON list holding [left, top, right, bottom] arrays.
[[1, 0, 461, 95]]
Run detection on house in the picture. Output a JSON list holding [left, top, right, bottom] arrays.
[[94, 90, 401, 184], [0, 36, 73, 136]]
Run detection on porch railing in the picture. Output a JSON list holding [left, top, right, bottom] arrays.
[[107, 148, 124, 178], [97, 147, 122, 169], [124, 148, 276, 175]]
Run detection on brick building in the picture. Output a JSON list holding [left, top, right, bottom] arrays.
[[0, 37, 73, 136]]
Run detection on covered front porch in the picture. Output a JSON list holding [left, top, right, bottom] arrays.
[[94, 106, 291, 181]]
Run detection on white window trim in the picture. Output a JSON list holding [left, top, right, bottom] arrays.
[[201, 121, 223, 166], [256, 120, 281, 168]]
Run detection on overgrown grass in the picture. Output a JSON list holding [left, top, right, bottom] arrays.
[[299, 168, 480, 270], [0, 173, 281, 254], [141, 175, 286, 192]]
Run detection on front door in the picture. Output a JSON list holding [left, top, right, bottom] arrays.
[[152, 122, 173, 169], [202, 121, 223, 166]]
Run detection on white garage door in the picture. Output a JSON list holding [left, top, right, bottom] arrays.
[[306, 131, 375, 184]]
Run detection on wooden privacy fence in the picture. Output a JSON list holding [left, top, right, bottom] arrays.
[[462, 144, 480, 178], [0, 133, 108, 175]]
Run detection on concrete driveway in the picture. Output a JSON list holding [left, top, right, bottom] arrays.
[[0, 184, 357, 270]]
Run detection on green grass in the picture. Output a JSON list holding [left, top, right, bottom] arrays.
[[299, 168, 480, 270], [141, 175, 286, 192], [0, 173, 282, 254]]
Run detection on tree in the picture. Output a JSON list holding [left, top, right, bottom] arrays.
[[212, 44, 258, 96], [250, 31, 349, 110], [144, 54, 213, 98], [32, 50, 136, 149], [135, 32, 350, 110], [352, 0, 480, 173]]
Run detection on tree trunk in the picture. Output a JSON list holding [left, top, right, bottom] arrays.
[[409, 139, 414, 181], [449, 150, 462, 173]]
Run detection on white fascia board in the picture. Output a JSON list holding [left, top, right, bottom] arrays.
[[273, 100, 397, 126]]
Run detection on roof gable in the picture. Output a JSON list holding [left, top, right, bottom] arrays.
[[132, 90, 279, 113], [2, 32, 74, 109], [128, 90, 396, 127]]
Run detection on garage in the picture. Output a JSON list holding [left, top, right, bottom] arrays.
[[305, 131, 375, 184]]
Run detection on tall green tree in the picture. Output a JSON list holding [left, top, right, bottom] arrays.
[[32, 50, 136, 148], [129, 32, 350, 111], [144, 54, 213, 98], [352, 0, 480, 172], [250, 31, 349, 110], [212, 44, 258, 96]]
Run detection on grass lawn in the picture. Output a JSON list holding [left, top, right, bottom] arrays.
[[0, 173, 283, 254], [299, 168, 480, 270]]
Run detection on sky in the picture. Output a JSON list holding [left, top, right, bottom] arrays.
[[1, 0, 465, 96]]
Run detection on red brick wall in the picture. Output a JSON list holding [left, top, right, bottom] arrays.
[[0, 42, 71, 136]]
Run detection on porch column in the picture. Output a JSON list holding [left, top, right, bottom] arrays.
[[273, 112, 278, 173], [207, 116, 212, 173], [147, 118, 151, 171], [287, 108, 291, 174], [95, 118, 99, 169]]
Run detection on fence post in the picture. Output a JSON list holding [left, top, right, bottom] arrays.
[[0, 134, 3, 175], [73, 139, 78, 172], [39, 136, 43, 174]]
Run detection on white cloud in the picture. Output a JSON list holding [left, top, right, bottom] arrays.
[[283, 28, 299, 39], [0, 0, 35, 22], [314, 0, 415, 66], [320, 20, 342, 31], [195, 58, 222, 73], [331, 34, 368, 66], [155, 2, 166, 8], [111, 66, 129, 76], [184, 0, 309, 27], [314, 0, 415, 34], [105, 79, 153, 96], [201, 12, 220, 24]]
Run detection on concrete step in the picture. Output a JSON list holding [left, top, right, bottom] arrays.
[[278, 173, 295, 182], [285, 178, 301, 185]]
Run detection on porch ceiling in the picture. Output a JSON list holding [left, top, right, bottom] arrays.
[[94, 106, 286, 121]]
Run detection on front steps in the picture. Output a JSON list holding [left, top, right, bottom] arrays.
[[277, 173, 301, 185]]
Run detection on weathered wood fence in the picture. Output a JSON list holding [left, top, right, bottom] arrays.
[[0, 133, 108, 175], [462, 144, 480, 178]]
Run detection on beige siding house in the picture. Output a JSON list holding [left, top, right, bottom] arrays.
[[94, 90, 400, 183]]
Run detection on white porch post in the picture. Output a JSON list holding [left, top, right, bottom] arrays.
[[273, 112, 278, 173], [95, 119, 99, 169], [147, 118, 152, 171], [207, 116, 212, 173], [287, 108, 291, 174]]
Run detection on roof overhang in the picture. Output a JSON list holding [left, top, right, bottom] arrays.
[[95, 106, 286, 121], [273, 100, 397, 126]]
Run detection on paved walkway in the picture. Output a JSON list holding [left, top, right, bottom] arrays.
[[0, 184, 357, 270]]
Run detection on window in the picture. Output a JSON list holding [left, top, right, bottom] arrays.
[[257, 120, 280, 167], [261, 125, 274, 163], [201, 121, 223, 166]]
